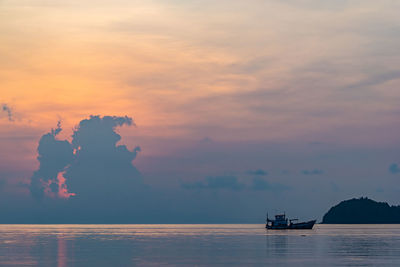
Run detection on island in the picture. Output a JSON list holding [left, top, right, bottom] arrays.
[[322, 197, 400, 224]]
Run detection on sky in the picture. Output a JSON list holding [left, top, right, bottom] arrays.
[[1, 0, 400, 223]]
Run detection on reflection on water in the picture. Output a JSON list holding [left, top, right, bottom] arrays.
[[0, 224, 400, 266], [57, 235, 66, 267]]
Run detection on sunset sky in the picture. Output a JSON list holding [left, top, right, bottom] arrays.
[[1, 0, 400, 222]]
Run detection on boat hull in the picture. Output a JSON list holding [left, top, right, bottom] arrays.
[[266, 220, 316, 230]]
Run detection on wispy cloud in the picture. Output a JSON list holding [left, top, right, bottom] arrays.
[[1, 104, 13, 121]]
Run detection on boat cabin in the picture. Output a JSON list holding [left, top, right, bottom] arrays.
[[267, 214, 288, 227]]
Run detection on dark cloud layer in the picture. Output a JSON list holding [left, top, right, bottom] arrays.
[[251, 177, 289, 191], [389, 163, 400, 174], [1, 104, 13, 121], [0, 179, 6, 191], [29, 115, 141, 201], [247, 169, 268, 176], [301, 169, 324, 175], [182, 175, 245, 191], [182, 175, 288, 192], [6, 115, 397, 223]]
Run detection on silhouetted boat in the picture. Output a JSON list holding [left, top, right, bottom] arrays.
[[266, 213, 316, 229]]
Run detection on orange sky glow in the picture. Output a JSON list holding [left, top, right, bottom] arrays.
[[1, 0, 400, 187]]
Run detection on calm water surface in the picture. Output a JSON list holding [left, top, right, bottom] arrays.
[[0, 224, 400, 266]]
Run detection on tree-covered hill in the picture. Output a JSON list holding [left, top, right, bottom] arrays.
[[322, 197, 400, 224]]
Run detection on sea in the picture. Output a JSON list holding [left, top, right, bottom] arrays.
[[0, 224, 400, 266]]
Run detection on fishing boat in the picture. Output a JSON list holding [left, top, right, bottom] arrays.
[[266, 213, 316, 229]]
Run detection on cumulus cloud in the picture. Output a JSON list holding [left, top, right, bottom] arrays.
[[182, 175, 245, 191], [247, 169, 268, 176], [389, 163, 400, 174], [66, 115, 141, 200], [29, 115, 141, 200], [301, 169, 324, 175], [1, 104, 13, 121], [29, 121, 73, 199]]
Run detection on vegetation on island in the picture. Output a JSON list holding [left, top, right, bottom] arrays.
[[322, 197, 400, 224]]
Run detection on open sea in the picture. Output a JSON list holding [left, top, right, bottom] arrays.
[[0, 224, 400, 266]]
